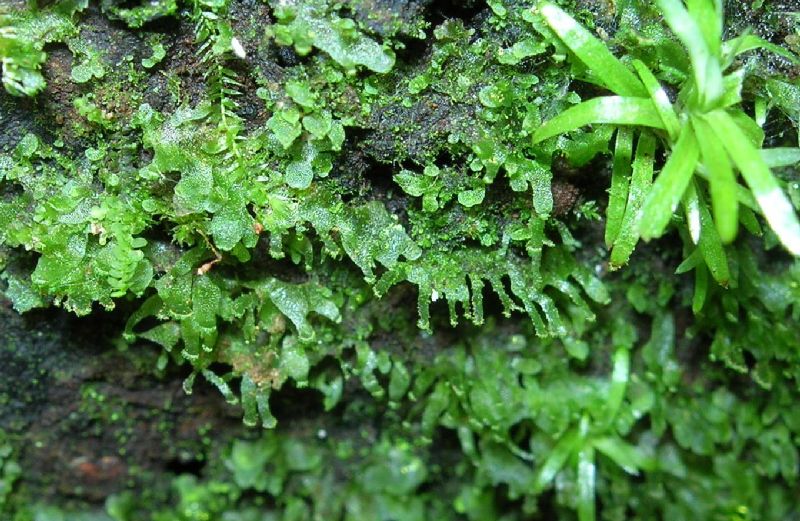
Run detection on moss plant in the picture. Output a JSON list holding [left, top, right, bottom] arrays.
[[1, 0, 799, 520]]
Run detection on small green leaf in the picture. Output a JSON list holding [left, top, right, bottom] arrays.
[[707, 110, 800, 255], [761, 148, 800, 168], [605, 128, 634, 247], [719, 70, 744, 108], [684, 180, 730, 285], [395, 171, 430, 198], [142, 42, 166, 69], [723, 34, 800, 67], [632, 60, 680, 140], [458, 188, 485, 207], [327, 121, 345, 150], [610, 132, 656, 267], [692, 115, 738, 243], [532, 97, 664, 144], [4, 276, 43, 312], [692, 262, 710, 312], [268, 114, 302, 149], [202, 369, 238, 405], [497, 38, 546, 65], [534, 429, 581, 492], [538, 3, 646, 97], [656, 0, 723, 106], [210, 206, 251, 251], [687, 0, 722, 57], [285, 160, 314, 189], [640, 128, 700, 240], [286, 80, 317, 109], [604, 347, 630, 424], [576, 445, 596, 521], [302, 111, 333, 139], [479, 84, 506, 108], [279, 341, 310, 384], [593, 437, 654, 474]]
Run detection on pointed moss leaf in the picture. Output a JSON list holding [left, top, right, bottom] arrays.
[[761, 148, 800, 168], [707, 110, 800, 255], [388, 361, 410, 401], [692, 115, 738, 243], [593, 437, 654, 474], [683, 179, 703, 245], [695, 185, 730, 285], [604, 347, 630, 424], [692, 262, 710, 313], [610, 132, 656, 268], [606, 128, 634, 247], [534, 429, 580, 492], [632, 60, 680, 140], [739, 205, 762, 236], [682, 180, 730, 285], [723, 34, 800, 66], [655, 0, 723, 106], [640, 128, 700, 240], [538, 3, 645, 97], [675, 248, 702, 275], [687, 0, 722, 57], [532, 97, 664, 144], [577, 445, 596, 521]]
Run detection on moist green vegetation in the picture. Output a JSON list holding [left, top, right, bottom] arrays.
[[1, 0, 799, 519]]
